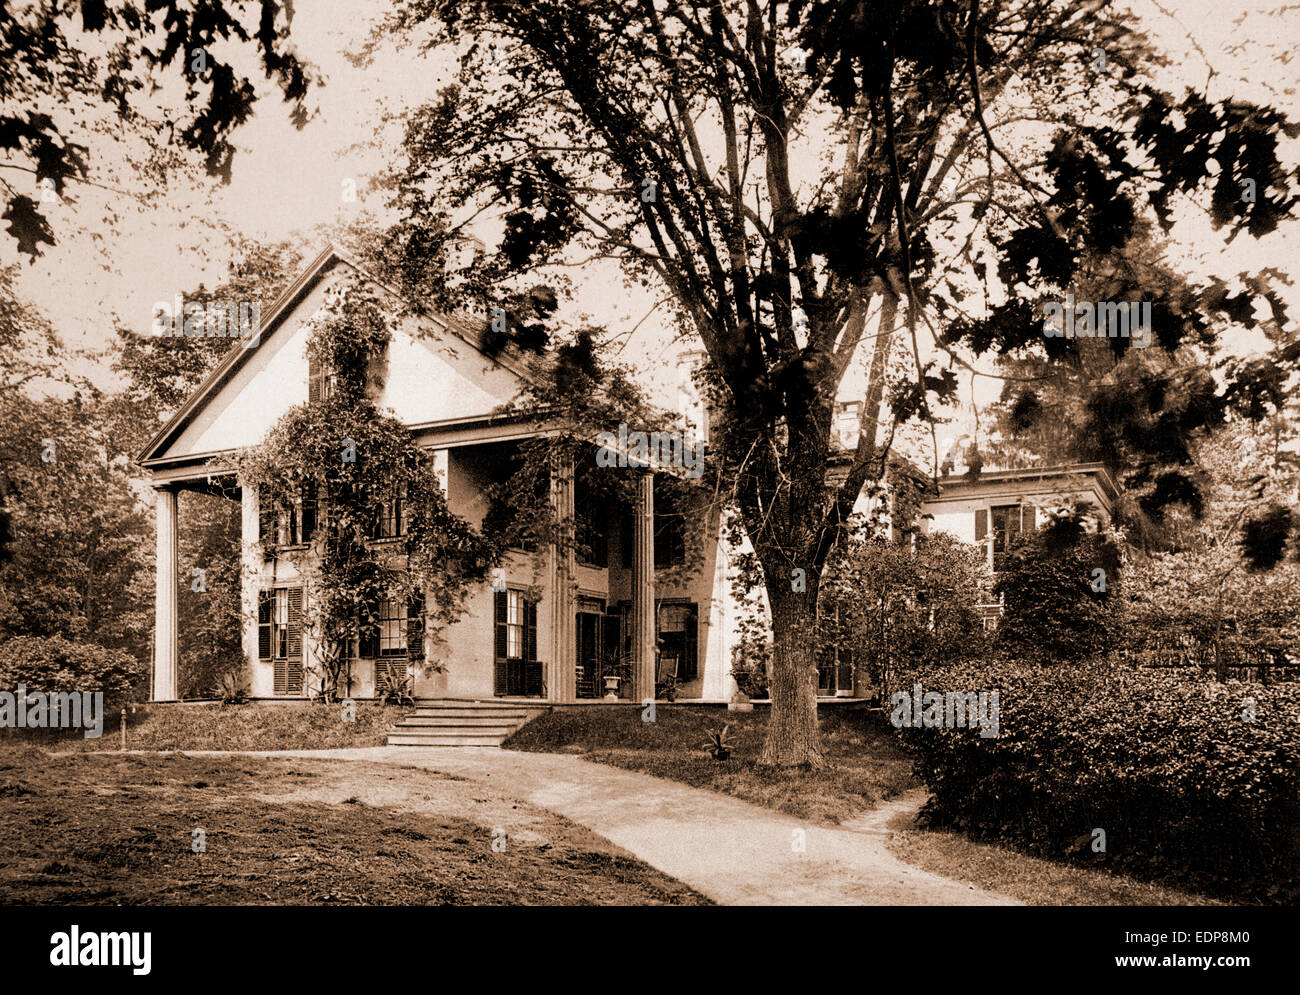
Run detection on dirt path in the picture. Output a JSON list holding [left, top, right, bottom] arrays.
[[190, 747, 1019, 906]]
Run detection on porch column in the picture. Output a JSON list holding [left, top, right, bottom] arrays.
[[153, 485, 179, 701], [549, 456, 576, 702], [632, 472, 655, 701]]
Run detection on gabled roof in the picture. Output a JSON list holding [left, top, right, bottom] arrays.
[[137, 244, 535, 468]]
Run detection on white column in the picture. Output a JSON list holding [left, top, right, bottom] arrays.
[[549, 456, 576, 702], [153, 486, 179, 701], [241, 480, 268, 697], [632, 472, 656, 701]]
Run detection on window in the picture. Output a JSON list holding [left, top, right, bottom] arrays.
[[657, 601, 698, 681], [258, 485, 317, 550], [356, 591, 423, 659], [258, 587, 303, 695], [654, 511, 686, 568], [374, 482, 407, 539], [378, 597, 407, 656], [990, 504, 1023, 571], [575, 491, 609, 568], [308, 354, 334, 404], [494, 588, 541, 696]]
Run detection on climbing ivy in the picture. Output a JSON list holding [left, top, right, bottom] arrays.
[[235, 280, 497, 699]]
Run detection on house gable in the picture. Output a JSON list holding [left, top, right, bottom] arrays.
[[139, 246, 531, 468]]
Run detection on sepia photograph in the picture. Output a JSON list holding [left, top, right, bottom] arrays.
[[0, 0, 1295, 976]]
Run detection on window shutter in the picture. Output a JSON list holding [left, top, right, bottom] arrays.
[[285, 587, 304, 695], [259, 489, 277, 557], [308, 355, 322, 405], [258, 590, 272, 660], [358, 597, 379, 659], [493, 589, 508, 696], [974, 508, 988, 541], [494, 589, 508, 660], [300, 481, 317, 542], [524, 598, 542, 696], [524, 598, 538, 661], [685, 603, 698, 680], [406, 593, 424, 661]]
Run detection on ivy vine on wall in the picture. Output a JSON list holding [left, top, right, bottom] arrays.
[[234, 279, 499, 699]]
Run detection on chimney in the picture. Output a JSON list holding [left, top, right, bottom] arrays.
[[833, 401, 861, 450], [676, 351, 709, 444]]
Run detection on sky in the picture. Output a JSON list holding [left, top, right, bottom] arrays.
[[3, 0, 1298, 433]]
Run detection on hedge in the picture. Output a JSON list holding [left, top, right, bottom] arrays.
[[888, 660, 1300, 902], [0, 635, 145, 710]]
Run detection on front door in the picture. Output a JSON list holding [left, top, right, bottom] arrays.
[[576, 601, 603, 699]]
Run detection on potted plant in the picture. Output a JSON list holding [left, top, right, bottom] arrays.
[[595, 648, 633, 699], [703, 724, 734, 761]]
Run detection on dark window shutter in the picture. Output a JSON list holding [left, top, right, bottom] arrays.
[[685, 603, 698, 680], [258, 590, 272, 659], [525, 597, 542, 695], [274, 658, 287, 696], [285, 588, 304, 694], [359, 597, 378, 658], [407, 593, 424, 661], [524, 598, 538, 662], [308, 355, 322, 404], [300, 482, 317, 541], [975, 508, 988, 541], [259, 489, 277, 555], [493, 589, 508, 696], [494, 589, 508, 660]]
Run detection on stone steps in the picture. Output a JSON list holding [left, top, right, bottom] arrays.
[[386, 699, 550, 747]]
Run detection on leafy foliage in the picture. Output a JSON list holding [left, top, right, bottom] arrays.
[[891, 660, 1300, 903], [0, 1, 312, 258], [234, 280, 496, 695], [375, 0, 1300, 766], [0, 391, 152, 659], [993, 510, 1123, 663], [820, 529, 993, 693], [0, 634, 145, 708]]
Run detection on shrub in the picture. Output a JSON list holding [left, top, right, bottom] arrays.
[[994, 513, 1123, 663], [729, 635, 770, 699], [888, 660, 1300, 902], [819, 531, 993, 692], [212, 671, 250, 705], [0, 635, 145, 709]]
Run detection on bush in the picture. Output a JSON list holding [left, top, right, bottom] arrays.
[[994, 513, 1123, 663], [888, 660, 1300, 902], [0, 635, 145, 709], [729, 635, 770, 699]]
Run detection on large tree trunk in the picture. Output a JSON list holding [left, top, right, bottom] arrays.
[[758, 575, 825, 768]]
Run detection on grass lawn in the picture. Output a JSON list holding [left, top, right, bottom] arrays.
[[12, 700, 401, 752], [885, 823, 1224, 906], [504, 704, 918, 824], [0, 746, 709, 905], [505, 706, 1226, 905]]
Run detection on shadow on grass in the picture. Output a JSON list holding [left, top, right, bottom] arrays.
[[504, 705, 918, 824]]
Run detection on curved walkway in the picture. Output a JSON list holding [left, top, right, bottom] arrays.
[[192, 746, 1019, 906]]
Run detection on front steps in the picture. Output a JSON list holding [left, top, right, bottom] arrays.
[[387, 699, 550, 747]]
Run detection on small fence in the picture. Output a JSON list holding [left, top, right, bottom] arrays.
[[1120, 642, 1300, 685]]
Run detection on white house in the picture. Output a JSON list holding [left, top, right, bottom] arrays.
[[138, 245, 1120, 708]]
